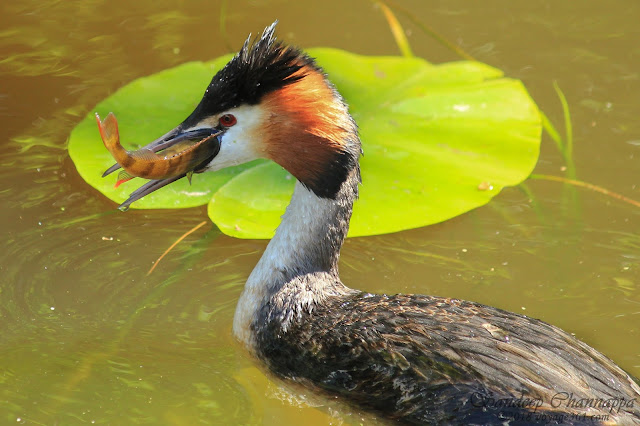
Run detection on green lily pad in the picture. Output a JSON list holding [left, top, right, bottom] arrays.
[[68, 48, 541, 239]]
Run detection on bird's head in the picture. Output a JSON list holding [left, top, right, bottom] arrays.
[[109, 22, 361, 209]]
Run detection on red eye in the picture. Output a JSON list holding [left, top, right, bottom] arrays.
[[219, 114, 237, 128]]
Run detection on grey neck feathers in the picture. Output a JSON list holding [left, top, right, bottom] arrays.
[[232, 166, 360, 349], [275, 169, 359, 279]]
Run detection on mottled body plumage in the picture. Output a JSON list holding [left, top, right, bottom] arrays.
[[257, 291, 640, 424], [246, 168, 640, 425]]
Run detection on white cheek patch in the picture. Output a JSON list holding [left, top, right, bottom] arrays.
[[186, 104, 265, 172]]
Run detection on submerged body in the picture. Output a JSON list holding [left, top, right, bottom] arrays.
[[245, 173, 640, 424], [104, 23, 640, 424], [260, 292, 640, 423]]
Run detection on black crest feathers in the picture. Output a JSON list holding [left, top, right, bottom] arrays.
[[182, 22, 314, 127]]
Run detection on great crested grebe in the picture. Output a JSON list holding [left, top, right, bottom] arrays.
[[105, 23, 640, 424]]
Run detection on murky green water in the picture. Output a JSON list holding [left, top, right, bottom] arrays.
[[1, 1, 639, 424]]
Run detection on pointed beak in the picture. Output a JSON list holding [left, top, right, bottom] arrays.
[[103, 125, 222, 211]]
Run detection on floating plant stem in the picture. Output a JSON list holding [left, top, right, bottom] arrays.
[[530, 174, 640, 208], [374, 0, 414, 58], [380, 0, 476, 61], [147, 220, 208, 275]]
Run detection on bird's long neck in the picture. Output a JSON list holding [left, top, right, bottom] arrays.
[[232, 167, 360, 350]]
